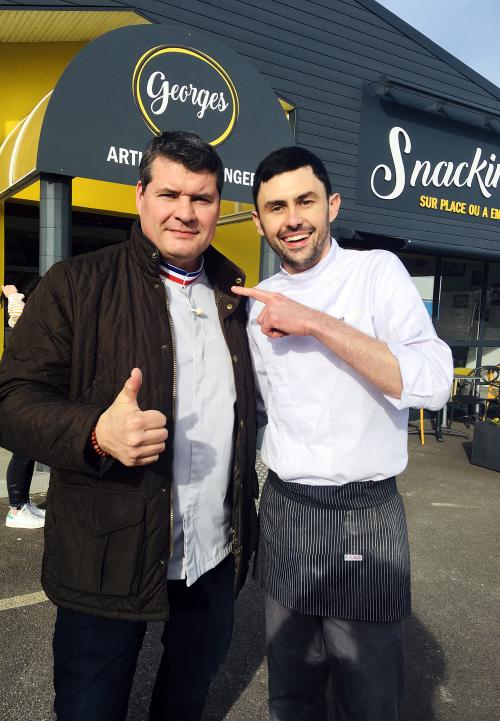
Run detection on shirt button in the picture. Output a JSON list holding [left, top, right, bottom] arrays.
[[240, 419, 245, 428], [151, 251, 159, 259], [232, 355, 238, 363], [235, 277, 242, 285], [154, 283, 160, 289], [161, 344, 168, 351], [226, 303, 233, 310], [159, 559, 166, 566], [160, 487, 166, 493]]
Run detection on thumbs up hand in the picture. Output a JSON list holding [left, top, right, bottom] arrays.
[[94, 368, 168, 466]]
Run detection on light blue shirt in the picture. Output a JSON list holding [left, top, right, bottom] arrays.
[[161, 269, 236, 585]]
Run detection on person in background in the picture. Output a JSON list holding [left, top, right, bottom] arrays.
[[232, 146, 453, 721], [1, 276, 44, 529]]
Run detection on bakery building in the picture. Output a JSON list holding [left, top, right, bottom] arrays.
[[1, 0, 500, 369]]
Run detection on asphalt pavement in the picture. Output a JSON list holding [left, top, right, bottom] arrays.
[[0, 436, 498, 721]]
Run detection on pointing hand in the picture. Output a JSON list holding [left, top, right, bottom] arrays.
[[231, 285, 321, 338], [94, 368, 168, 466]]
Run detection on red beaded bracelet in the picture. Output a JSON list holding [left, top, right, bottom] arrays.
[[91, 427, 109, 457]]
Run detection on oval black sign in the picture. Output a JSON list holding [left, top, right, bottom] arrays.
[[132, 45, 239, 146]]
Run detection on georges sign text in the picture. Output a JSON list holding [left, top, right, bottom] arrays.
[[36, 24, 295, 203], [132, 45, 239, 145], [357, 90, 500, 225]]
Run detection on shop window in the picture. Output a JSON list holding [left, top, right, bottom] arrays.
[[4, 202, 39, 277], [448, 345, 478, 371], [434, 258, 483, 341], [485, 261, 500, 341], [71, 211, 133, 256], [398, 252, 436, 317]]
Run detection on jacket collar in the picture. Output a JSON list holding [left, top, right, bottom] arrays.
[[128, 220, 246, 312]]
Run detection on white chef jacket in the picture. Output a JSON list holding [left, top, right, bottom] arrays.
[[247, 239, 453, 486], [161, 268, 236, 585]]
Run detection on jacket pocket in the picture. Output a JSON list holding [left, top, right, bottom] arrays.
[[53, 483, 147, 597]]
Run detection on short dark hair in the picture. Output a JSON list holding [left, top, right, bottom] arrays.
[[139, 131, 224, 196], [252, 146, 332, 207]]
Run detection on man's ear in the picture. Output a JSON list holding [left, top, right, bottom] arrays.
[[135, 181, 144, 215], [328, 193, 341, 223], [252, 209, 265, 237]]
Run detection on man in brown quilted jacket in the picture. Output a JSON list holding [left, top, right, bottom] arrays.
[[0, 130, 258, 721]]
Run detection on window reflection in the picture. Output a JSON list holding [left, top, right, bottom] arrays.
[[485, 262, 500, 340], [434, 258, 483, 341], [398, 253, 436, 318]]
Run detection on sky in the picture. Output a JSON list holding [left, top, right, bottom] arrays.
[[376, 0, 500, 89]]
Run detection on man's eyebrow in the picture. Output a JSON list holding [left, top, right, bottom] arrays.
[[263, 191, 318, 209], [156, 186, 179, 195], [191, 192, 217, 202], [296, 191, 319, 202], [155, 188, 216, 201], [263, 198, 286, 209]]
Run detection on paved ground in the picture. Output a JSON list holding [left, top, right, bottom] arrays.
[[0, 434, 498, 721]]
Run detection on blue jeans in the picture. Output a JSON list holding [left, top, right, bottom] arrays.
[[6, 454, 35, 508], [53, 554, 235, 721]]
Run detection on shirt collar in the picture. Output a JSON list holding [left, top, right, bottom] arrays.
[[159, 257, 205, 286]]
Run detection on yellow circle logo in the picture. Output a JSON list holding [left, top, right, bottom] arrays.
[[132, 45, 239, 146]]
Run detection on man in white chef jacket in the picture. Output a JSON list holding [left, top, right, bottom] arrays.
[[232, 145, 453, 721]]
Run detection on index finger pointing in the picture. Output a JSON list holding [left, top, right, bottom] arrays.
[[231, 286, 274, 303]]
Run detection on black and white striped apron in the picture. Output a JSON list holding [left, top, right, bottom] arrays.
[[255, 471, 411, 622]]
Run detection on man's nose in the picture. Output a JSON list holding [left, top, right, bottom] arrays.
[[284, 206, 303, 228], [174, 196, 196, 223]]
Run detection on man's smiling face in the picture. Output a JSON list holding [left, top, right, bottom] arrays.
[[253, 165, 341, 274], [136, 156, 220, 271]]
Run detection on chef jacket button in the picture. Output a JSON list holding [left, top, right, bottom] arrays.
[[235, 277, 242, 285], [161, 344, 168, 351], [226, 303, 233, 310], [232, 355, 238, 363]]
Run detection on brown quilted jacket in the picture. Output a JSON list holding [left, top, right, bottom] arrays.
[[0, 221, 258, 620]]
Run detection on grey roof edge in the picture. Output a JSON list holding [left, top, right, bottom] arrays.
[[0, 2, 129, 8], [357, 0, 500, 103], [2, 0, 500, 106]]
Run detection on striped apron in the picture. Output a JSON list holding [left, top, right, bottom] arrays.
[[255, 471, 411, 622]]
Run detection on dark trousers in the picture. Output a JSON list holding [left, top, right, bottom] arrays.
[[265, 595, 405, 721], [6, 454, 35, 507], [53, 554, 235, 721]]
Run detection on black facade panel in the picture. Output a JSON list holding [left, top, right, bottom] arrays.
[[3, 0, 499, 255]]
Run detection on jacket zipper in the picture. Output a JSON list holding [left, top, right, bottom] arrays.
[[161, 280, 177, 560]]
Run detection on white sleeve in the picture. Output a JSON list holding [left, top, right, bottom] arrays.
[[372, 253, 453, 411]]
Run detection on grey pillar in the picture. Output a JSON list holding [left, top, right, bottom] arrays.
[[37, 175, 72, 472], [39, 174, 72, 275], [259, 236, 280, 281]]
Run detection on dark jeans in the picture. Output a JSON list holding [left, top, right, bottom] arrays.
[[53, 554, 235, 721], [6, 454, 35, 508], [265, 595, 405, 721]]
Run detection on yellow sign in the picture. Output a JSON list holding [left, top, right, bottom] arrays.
[[419, 194, 500, 220]]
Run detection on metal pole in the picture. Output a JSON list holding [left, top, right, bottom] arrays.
[[39, 174, 72, 275], [37, 175, 72, 471]]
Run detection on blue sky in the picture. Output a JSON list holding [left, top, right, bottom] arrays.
[[376, 0, 500, 88]]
